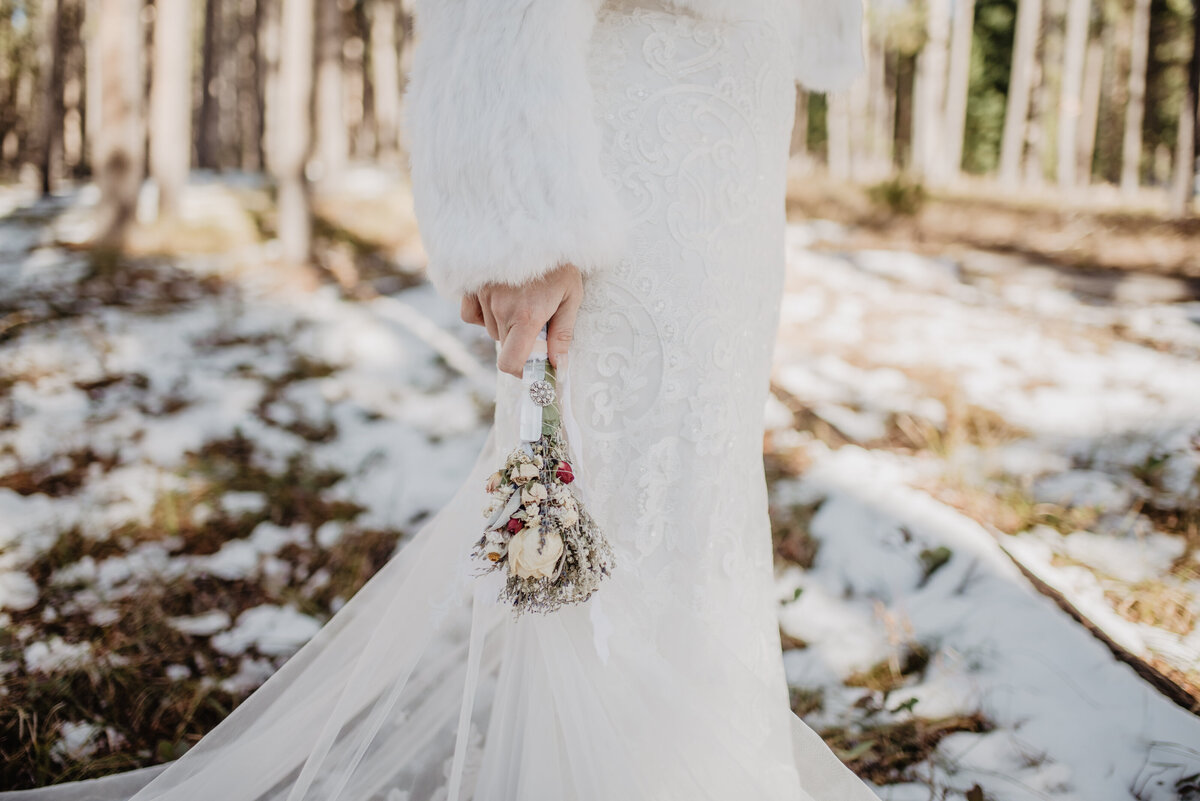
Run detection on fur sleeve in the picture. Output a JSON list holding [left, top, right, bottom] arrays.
[[403, 0, 629, 300]]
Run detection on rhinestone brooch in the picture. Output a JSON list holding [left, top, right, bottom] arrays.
[[528, 379, 556, 407]]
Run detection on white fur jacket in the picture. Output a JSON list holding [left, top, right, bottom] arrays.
[[403, 0, 865, 299]]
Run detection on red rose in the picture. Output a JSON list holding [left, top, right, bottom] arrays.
[[556, 460, 575, 484], [506, 517, 524, 534]]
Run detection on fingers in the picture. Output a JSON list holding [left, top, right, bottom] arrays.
[[478, 262, 584, 378], [480, 301, 499, 342], [460, 294, 485, 327], [497, 318, 542, 378], [545, 293, 578, 374]]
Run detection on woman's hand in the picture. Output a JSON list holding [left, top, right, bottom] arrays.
[[460, 263, 582, 378]]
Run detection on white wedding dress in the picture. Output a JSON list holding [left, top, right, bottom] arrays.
[[3, 1, 881, 799]]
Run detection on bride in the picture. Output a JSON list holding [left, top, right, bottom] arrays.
[[4, 0, 881, 799]]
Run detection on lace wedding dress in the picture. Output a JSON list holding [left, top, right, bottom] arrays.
[[3, 1, 881, 799]]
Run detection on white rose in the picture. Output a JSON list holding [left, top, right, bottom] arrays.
[[521, 482, 548, 504], [512, 462, 540, 485], [485, 471, 503, 493], [507, 527, 564, 580]]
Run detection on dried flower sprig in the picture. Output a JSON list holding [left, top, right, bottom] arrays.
[[472, 349, 614, 616]]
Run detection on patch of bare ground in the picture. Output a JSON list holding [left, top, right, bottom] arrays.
[[0, 448, 120, 497], [786, 171, 1200, 283], [0, 256, 230, 345], [1, 429, 406, 789], [770, 364, 1027, 459], [822, 711, 995, 787], [822, 643, 995, 788], [771, 501, 822, 570]]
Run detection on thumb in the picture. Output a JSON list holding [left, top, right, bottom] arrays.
[[545, 301, 577, 375]]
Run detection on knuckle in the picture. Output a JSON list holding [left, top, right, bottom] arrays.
[[511, 306, 535, 326]]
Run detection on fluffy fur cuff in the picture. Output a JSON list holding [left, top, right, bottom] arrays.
[[403, 0, 630, 300]]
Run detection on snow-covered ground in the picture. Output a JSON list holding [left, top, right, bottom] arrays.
[[770, 224, 1200, 800], [1, 183, 1198, 798]]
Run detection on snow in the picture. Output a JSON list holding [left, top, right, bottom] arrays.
[[51, 721, 102, 762], [0, 571, 39, 611], [219, 656, 279, 694], [3, 182, 1199, 797], [165, 664, 192, 682], [769, 221, 1200, 799], [24, 637, 93, 673], [169, 610, 233, 637], [776, 445, 1200, 801], [1032, 469, 1137, 511], [211, 605, 323, 657], [219, 492, 268, 517], [315, 521, 345, 549]]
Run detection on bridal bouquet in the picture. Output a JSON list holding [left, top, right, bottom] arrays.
[[472, 332, 614, 616]]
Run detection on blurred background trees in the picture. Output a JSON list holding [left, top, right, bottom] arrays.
[[0, 0, 1197, 257]]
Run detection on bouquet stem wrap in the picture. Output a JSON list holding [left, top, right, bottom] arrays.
[[472, 327, 615, 615]]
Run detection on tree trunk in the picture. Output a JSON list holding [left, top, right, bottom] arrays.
[[848, 47, 871, 181], [827, 91, 852, 181], [916, 0, 952, 184], [1057, 0, 1090, 188], [945, 0, 976, 185], [84, 0, 102, 170], [1169, 1, 1199, 216], [395, 0, 413, 155], [149, 0, 192, 218], [36, 0, 65, 195], [1027, 0, 1055, 187], [868, 35, 894, 180], [259, 0, 281, 173], [1120, 0, 1151, 195], [237, 0, 262, 170], [197, 0, 221, 169], [252, 0, 268, 170], [999, 0, 1044, 187], [275, 0, 314, 265], [1078, 37, 1103, 185], [61, 0, 87, 175], [94, 0, 144, 249], [893, 52, 917, 170], [369, 0, 399, 161], [789, 91, 808, 159], [345, 6, 369, 157], [314, 0, 345, 183], [215, 0, 239, 168]]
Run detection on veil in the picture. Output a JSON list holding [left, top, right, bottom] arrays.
[[3, 358, 881, 801]]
